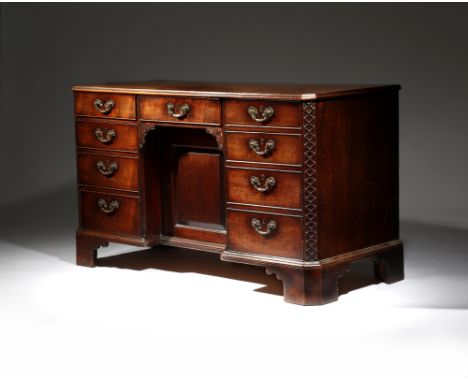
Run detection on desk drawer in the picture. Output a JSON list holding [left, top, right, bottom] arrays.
[[224, 100, 301, 128], [227, 210, 302, 259], [77, 153, 139, 191], [225, 132, 302, 165], [227, 167, 302, 209], [140, 96, 221, 125], [76, 121, 139, 152], [80, 191, 141, 236], [75, 92, 136, 120]]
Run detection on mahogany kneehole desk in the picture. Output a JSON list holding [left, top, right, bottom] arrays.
[[73, 81, 404, 305]]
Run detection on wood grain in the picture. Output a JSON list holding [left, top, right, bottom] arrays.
[[73, 80, 403, 305], [79, 190, 141, 236], [225, 131, 302, 166], [73, 81, 401, 101], [226, 167, 302, 210], [76, 120, 139, 152], [74, 92, 136, 120], [159, 127, 225, 238], [174, 225, 226, 245], [174, 151, 224, 229], [139, 96, 221, 125], [224, 100, 301, 127], [227, 209, 303, 259], [77, 152, 139, 191], [315, 92, 400, 259]]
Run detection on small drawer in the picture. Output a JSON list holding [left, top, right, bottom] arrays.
[[74, 92, 136, 120], [80, 191, 141, 236], [76, 121, 139, 152], [224, 100, 301, 128], [140, 96, 221, 125], [225, 131, 302, 165], [227, 167, 302, 209], [77, 153, 139, 191], [227, 210, 303, 259]]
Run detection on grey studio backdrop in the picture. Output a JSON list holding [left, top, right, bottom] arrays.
[[1, 3, 468, 230]]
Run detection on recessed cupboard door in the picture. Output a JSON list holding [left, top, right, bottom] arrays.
[[161, 128, 226, 244]]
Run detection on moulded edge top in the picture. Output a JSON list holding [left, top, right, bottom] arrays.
[[72, 81, 401, 101]]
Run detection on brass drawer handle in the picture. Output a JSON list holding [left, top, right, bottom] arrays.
[[94, 128, 116, 144], [250, 175, 276, 193], [249, 138, 275, 156], [97, 198, 119, 214], [251, 218, 277, 236], [247, 105, 274, 123], [96, 160, 118, 177], [93, 99, 115, 114], [167, 103, 190, 119]]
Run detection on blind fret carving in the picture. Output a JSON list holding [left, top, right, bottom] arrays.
[[303, 102, 318, 261]]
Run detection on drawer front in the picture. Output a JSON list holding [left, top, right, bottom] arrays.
[[227, 168, 302, 209], [74, 92, 136, 120], [76, 121, 139, 152], [140, 96, 221, 125], [77, 153, 139, 191], [227, 210, 302, 259], [80, 191, 141, 236], [225, 132, 302, 165], [224, 100, 301, 128]]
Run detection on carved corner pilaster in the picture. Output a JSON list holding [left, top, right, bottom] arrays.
[[302, 102, 318, 261], [205, 127, 223, 151]]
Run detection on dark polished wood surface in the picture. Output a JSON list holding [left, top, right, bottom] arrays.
[[140, 96, 221, 125], [225, 131, 302, 166], [223, 100, 301, 127], [76, 120, 139, 152], [316, 93, 399, 259], [73, 81, 403, 305], [227, 209, 303, 259], [77, 152, 140, 191], [73, 80, 400, 101], [79, 190, 141, 236], [74, 92, 136, 120], [226, 167, 302, 210]]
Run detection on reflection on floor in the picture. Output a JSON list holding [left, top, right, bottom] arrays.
[[0, 185, 467, 381]]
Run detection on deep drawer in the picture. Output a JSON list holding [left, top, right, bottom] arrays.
[[223, 100, 301, 128], [74, 92, 136, 120], [139, 96, 221, 125], [76, 121, 139, 152], [225, 131, 302, 165], [227, 210, 303, 259], [80, 191, 141, 236], [226, 167, 302, 210], [77, 152, 139, 191]]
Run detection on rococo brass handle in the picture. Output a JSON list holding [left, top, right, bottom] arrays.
[[167, 103, 190, 119], [250, 175, 276, 193], [93, 99, 115, 114], [247, 105, 274, 123], [248, 138, 275, 156], [97, 199, 119, 214], [96, 160, 118, 177], [94, 128, 116, 144], [251, 218, 277, 236]]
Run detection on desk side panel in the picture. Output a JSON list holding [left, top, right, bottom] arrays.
[[315, 91, 400, 259]]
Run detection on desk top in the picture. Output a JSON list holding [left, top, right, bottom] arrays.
[[72, 81, 400, 101]]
